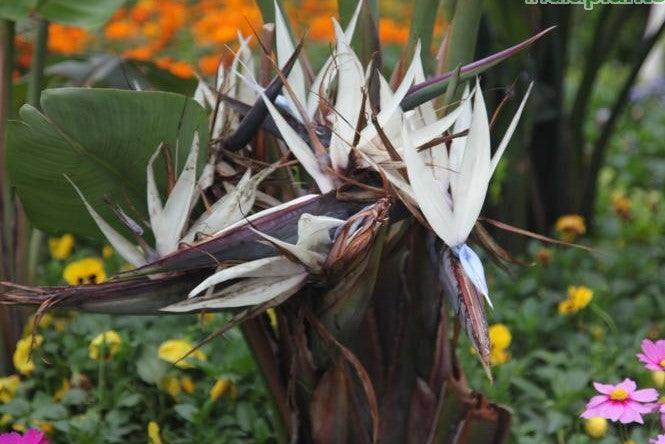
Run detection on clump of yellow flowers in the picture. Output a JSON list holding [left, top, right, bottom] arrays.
[[555, 215, 586, 242], [63, 257, 107, 285], [558, 286, 593, 315], [48, 233, 75, 260], [158, 339, 207, 368], [13, 334, 43, 375], [88, 330, 122, 360], [489, 323, 512, 366]]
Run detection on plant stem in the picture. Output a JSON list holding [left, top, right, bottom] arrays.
[[240, 320, 291, 444], [25, 19, 49, 283], [28, 19, 48, 109]]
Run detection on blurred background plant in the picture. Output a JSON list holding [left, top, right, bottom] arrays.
[[0, 0, 664, 443]]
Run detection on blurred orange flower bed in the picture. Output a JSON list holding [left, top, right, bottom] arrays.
[[15, 0, 416, 80]]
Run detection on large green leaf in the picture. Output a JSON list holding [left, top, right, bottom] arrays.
[[6, 88, 208, 239], [0, 0, 124, 28]]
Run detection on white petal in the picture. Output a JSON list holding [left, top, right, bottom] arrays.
[[328, 18, 364, 171], [448, 83, 472, 192], [164, 274, 307, 311], [295, 213, 345, 252], [274, 0, 306, 122], [189, 256, 304, 297], [251, 227, 327, 270], [65, 176, 146, 267], [490, 82, 533, 176], [412, 50, 437, 128], [454, 243, 492, 308], [146, 145, 163, 224], [182, 166, 275, 243], [260, 91, 334, 193], [153, 133, 199, 255], [451, 80, 491, 242], [401, 117, 457, 247], [306, 1, 363, 118]]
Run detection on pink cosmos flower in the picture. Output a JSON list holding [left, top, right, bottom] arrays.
[[637, 339, 665, 371], [0, 429, 49, 444], [650, 434, 665, 444], [581, 378, 658, 424]]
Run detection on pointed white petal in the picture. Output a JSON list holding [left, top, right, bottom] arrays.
[[189, 256, 304, 297], [65, 176, 146, 267], [260, 92, 334, 193], [412, 49, 437, 128], [448, 83, 473, 189], [328, 18, 364, 171], [251, 226, 327, 270], [164, 274, 307, 311], [153, 133, 199, 255], [401, 116, 457, 247], [274, 0, 306, 122], [454, 243, 492, 308], [411, 102, 465, 147], [451, 80, 491, 243], [146, 146, 163, 225], [295, 213, 345, 252], [490, 82, 533, 176], [182, 166, 275, 242]]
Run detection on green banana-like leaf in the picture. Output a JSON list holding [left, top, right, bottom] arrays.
[[0, 0, 125, 28], [7, 88, 208, 239]]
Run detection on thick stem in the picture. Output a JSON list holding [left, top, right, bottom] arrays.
[[25, 19, 49, 283], [240, 319, 291, 444], [0, 19, 21, 375]]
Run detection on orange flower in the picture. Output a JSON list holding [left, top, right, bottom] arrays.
[[48, 24, 89, 55], [130, 0, 155, 23], [379, 18, 408, 45], [198, 55, 220, 76], [105, 20, 140, 40], [308, 16, 334, 42], [14, 35, 32, 70], [123, 45, 157, 61], [156, 58, 194, 78]]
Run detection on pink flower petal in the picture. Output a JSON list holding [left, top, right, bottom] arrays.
[[593, 382, 615, 395], [0, 433, 23, 444], [617, 378, 637, 394], [641, 339, 665, 364], [22, 429, 49, 444], [631, 388, 659, 403], [586, 395, 609, 408], [619, 404, 644, 424], [626, 400, 656, 414], [584, 400, 624, 422]]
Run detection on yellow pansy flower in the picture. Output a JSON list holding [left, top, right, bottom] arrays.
[[559, 286, 593, 315], [181, 376, 195, 394], [554, 215, 586, 242], [158, 339, 206, 368], [584, 417, 608, 439], [63, 257, 107, 285], [148, 421, 163, 444], [266, 308, 278, 328], [48, 233, 74, 260], [13, 334, 43, 375], [0, 375, 20, 403], [12, 422, 26, 432], [489, 324, 511, 350], [488, 323, 512, 366], [89, 330, 122, 360], [0, 413, 12, 426], [210, 378, 233, 402]]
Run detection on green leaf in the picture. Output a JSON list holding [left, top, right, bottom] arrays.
[[0, 0, 125, 29], [7, 88, 208, 239], [136, 347, 168, 385]]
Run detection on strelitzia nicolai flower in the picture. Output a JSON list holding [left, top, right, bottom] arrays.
[[402, 80, 533, 308]]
